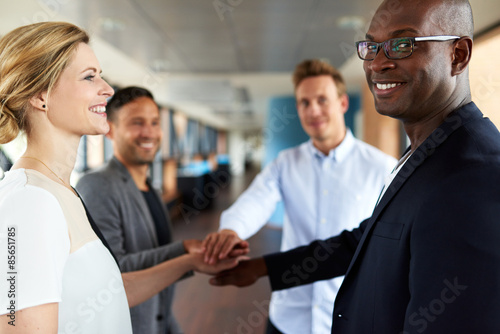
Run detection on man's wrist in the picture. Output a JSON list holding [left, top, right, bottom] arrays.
[[251, 257, 268, 277]]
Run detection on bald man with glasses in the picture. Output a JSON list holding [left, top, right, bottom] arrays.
[[209, 0, 500, 333]]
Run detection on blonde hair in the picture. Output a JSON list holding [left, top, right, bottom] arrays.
[[0, 22, 89, 144], [292, 59, 346, 97]]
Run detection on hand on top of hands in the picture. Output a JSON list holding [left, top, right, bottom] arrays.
[[189, 252, 249, 275], [182, 235, 250, 275], [201, 229, 250, 264]]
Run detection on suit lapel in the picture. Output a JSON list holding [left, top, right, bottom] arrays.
[[109, 157, 160, 247], [342, 102, 482, 278]]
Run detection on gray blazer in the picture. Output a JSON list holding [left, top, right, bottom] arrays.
[[76, 157, 188, 334]]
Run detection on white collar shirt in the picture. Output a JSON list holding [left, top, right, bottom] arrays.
[[220, 130, 396, 333]]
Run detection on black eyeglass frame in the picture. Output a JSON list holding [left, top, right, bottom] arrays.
[[355, 35, 461, 60]]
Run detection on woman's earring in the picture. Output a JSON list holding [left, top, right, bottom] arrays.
[[42, 105, 46, 109]]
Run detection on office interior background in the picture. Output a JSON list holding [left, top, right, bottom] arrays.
[[1, 0, 500, 332], [2, 0, 500, 186]]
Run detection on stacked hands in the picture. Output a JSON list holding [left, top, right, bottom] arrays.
[[182, 229, 250, 277], [199, 230, 267, 287]]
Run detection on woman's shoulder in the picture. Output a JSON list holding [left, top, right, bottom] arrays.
[[0, 169, 61, 207], [0, 169, 70, 243]]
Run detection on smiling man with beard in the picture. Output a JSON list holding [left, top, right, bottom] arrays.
[[76, 86, 204, 334]]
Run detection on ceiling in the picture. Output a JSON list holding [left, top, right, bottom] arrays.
[[1, 0, 499, 130]]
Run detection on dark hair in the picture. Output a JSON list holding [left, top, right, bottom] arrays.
[[107, 86, 155, 122], [292, 59, 346, 96]]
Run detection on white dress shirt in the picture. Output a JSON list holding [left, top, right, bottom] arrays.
[[220, 130, 396, 334]]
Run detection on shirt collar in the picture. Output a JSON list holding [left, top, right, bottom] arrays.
[[308, 129, 355, 164]]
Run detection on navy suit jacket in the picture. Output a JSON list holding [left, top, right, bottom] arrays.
[[265, 102, 500, 333]]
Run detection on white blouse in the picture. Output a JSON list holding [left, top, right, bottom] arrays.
[[0, 169, 132, 333]]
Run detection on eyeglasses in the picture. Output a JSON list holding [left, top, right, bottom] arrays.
[[355, 35, 460, 60]]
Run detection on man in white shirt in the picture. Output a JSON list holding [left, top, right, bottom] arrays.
[[202, 59, 396, 334]]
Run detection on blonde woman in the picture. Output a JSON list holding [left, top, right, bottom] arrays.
[[0, 22, 241, 333]]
